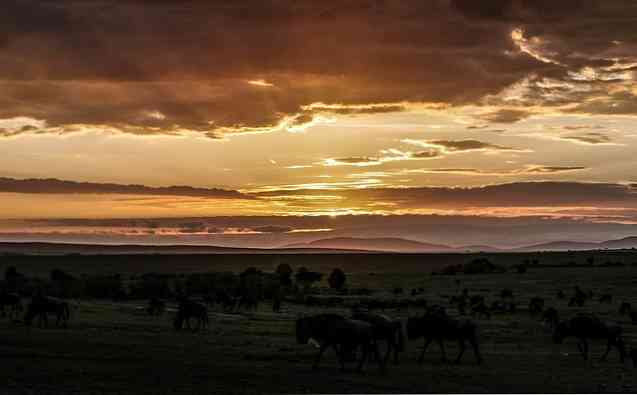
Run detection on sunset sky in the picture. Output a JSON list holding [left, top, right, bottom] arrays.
[[2, 0, 637, 247]]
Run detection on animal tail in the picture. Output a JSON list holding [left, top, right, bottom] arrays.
[[396, 322, 405, 352]]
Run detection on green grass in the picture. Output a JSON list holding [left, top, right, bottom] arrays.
[[1, 256, 637, 393]]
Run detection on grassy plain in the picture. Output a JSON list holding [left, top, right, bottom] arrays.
[[1, 251, 637, 393]]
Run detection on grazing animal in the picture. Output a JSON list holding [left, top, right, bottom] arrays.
[[24, 296, 70, 328], [470, 301, 491, 320], [542, 307, 559, 329], [351, 312, 404, 366], [295, 314, 383, 372], [620, 302, 632, 316], [406, 309, 482, 365], [630, 348, 637, 368], [216, 290, 238, 312], [0, 291, 23, 319], [146, 298, 165, 316], [556, 290, 566, 299], [599, 294, 613, 304], [500, 289, 514, 299], [174, 298, 208, 331], [568, 296, 585, 307], [528, 297, 545, 315], [553, 314, 625, 362], [630, 312, 637, 325]]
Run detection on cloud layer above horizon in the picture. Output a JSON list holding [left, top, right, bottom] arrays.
[[2, 0, 637, 244]]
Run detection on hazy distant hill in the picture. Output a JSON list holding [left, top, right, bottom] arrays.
[[514, 236, 637, 251], [284, 237, 456, 252], [0, 242, 365, 255], [2, 235, 637, 255]]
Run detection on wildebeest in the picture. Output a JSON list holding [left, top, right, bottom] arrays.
[[630, 348, 637, 368], [351, 312, 404, 366], [146, 298, 165, 316], [470, 301, 491, 320], [0, 291, 22, 319], [24, 296, 70, 328], [406, 308, 482, 365], [529, 297, 545, 315], [542, 307, 559, 329], [295, 313, 383, 372], [599, 294, 613, 304], [620, 302, 632, 316], [557, 290, 566, 299], [174, 298, 208, 331], [553, 314, 625, 362], [500, 289, 514, 299], [568, 296, 585, 307]]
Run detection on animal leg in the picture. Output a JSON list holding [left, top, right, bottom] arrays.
[[470, 337, 483, 364], [370, 341, 385, 373], [332, 344, 346, 372], [600, 339, 612, 362], [418, 338, 433, 365], [455, 339, 466, 364], [357, 343, 369, 372], [438, 339, 447, 362], [313, 343, 329, 370]]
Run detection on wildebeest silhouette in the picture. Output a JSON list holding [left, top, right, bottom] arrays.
[[470, 301, 491, 320], [174, 298, 208, 331], [557, 290, 566, 299], [146, 298, 165, 316], [529, 297, 545, 315], [568, 296, 586, 307], [630, 348, 637, 368], [599, 294, 613, 304], [542, 307, 559, 329], [620, 302, 632, 316], [24, 296, 70, 328], [295, 313, 383, 372], [351, 312, 404, 366], [553, 314, 625, 362], [406, 307, 482, 365], [500, 289, 514, 299], [0, 291, 23, 319]]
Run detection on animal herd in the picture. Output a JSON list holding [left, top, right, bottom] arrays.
[[295, 285, 637, 373], [2, 283, 637, 375]]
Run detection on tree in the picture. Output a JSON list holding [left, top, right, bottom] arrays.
[[327, 268, 346, 290]]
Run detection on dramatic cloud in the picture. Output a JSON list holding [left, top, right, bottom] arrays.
[[2, 0, 604, 138], [0, 177, 250, 199], [403, 139, 525, 153], [559, 132, 613, 145], [256, 181, 637, 211]]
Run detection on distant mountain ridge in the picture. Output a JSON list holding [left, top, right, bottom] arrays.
[[285, 236, 637, 253], [284, 237, 455, 252], [2, 236, 637, 255]]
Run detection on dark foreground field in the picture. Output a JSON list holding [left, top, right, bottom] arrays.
[[2, 253, 637, 394]]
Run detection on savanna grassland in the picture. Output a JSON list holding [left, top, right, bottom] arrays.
[[1, 251, 637, 394]]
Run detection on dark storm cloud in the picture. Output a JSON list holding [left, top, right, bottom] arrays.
[[0, 177, 251, 199], [0, 0, 633, 136], [0, 0, 557, 136]]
